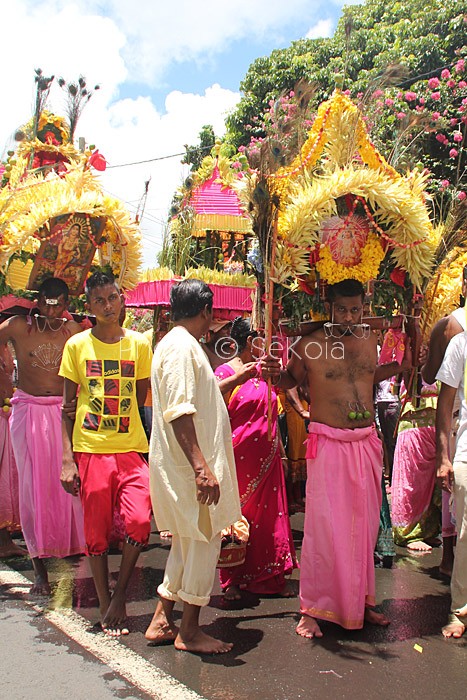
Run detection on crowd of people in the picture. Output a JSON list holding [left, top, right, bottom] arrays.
[[0, 272, 466, 654]]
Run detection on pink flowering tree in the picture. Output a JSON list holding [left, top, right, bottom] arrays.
[[364, 56, 467, 210]]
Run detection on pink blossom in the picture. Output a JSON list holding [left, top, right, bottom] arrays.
[[457, 191, 467, 201], [450, 118, 458, 126], [373, 89, 383, 98], [459, 81, 467, 89], [441, 69, 451, 79], [343, 89, 351, 96], [441, 179, 450, 188], [449, 148, 459, 158], [289, 90, 295, 97], [431, 92, 441, 100], [396, 112, 406, 120], [397, 91, 403, 99], [436, 133, 446, 143], [432, 112, 440, 120], [419, 97, 425, 105], [357, 92, 363, 99], [447, 80, 456, 88], [405, 91, 417, 101], [428, 77, 440, 89], [454, 132, 463, 142], [385, 98, 394, 107], [455, 59, 465, 73]]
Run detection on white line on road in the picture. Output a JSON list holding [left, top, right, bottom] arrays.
[[0, 566, 206, 700]]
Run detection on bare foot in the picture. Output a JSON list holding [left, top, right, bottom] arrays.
[[279, 581, 296, 598], [102, 592, 129, 637], [407, 540, 432, 552], [0, 542, 28, 558], [364, 607, 390, 626], [295, 615, 323, 638], [175, 629, 233, 654], [442, 619, 465, 638], [30, 575, 51, 597], [145, 608, 179, 644], [223, 585, 242, 601]]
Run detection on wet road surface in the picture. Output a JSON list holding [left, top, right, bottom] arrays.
[[1, 512, 466, 700]]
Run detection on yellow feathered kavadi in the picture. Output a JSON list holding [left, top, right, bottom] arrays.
[[247, 90, 437, 293], [0, 111, 142, 297]]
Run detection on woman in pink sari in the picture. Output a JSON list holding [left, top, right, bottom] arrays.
[[215, 317, 297, 601]]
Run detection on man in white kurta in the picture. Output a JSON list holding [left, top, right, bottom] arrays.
[[146, 279, 241, 654]]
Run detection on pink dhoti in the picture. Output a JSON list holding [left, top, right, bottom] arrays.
[[300, 423, 382, 629], [391, 426, 436, 527], [9, 389, 85, 558], [0, 411, 21, 531]]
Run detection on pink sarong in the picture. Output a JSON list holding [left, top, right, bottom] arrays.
[[391, 426, 436, 527], [300, 422, 382, 629], [0, 411, 21, 531], [9, 389, 85, 558]]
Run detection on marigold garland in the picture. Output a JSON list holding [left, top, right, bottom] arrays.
[[274, 166, 434, 287], [315, 231, 385, 285]]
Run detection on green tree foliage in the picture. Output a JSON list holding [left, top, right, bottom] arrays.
[[181, 124, 216, 172], [225, 0, 466, 207], [227, 0, 466, 144]]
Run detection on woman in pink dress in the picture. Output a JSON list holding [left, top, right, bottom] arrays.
[[215, 317, 297, 601]]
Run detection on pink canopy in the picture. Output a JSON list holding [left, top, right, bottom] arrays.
[[189, 166, 252, 235], [125, 279, 254, 320]]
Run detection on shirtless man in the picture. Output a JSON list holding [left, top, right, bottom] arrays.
[[262, 279, 411, 638], [0, 330, 26, 557], [0, 278, 85, 594]]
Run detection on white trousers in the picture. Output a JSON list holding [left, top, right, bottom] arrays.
[[157, 505, 221, 607], [451, 462, 467, 619]]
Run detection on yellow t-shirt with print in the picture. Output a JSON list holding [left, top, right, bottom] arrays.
[[59, 328, 152, 453]]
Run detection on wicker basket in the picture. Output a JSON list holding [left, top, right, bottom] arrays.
[[217, 521, 248, 568]]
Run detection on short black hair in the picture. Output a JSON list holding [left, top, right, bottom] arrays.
[[230, 316, 257, 353], [327, 279, 365, 303], [85, 270, 119, 301], [170, 279, 213, 321], [38, 277, 69, 301]]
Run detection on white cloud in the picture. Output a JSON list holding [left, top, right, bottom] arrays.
[[78, 85, 241, 267], [0, 1, 240, 267], [0, 0, 347, 269], [305, 19, 334, 40]]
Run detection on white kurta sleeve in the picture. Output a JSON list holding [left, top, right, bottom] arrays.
[[157, 339, 198, 423]]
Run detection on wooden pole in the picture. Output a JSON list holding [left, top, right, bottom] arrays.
[[266, 210, 279, 441]]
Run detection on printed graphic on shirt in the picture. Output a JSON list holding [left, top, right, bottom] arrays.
[[83, 359, 135, 433]]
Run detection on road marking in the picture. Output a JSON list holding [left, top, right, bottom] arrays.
[[0, 565, 206, 700]]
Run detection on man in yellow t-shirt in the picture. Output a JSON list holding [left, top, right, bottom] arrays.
[[59, 271, 153, 636]]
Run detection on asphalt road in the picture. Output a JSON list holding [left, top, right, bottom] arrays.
[[1, 512, 466, 700]]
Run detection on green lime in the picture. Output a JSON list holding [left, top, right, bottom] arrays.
[[363, 410, 371, 419], [348, 411, 357, 420], [356, 412, 363, 420]]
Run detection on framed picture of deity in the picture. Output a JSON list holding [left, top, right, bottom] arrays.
[[27, 213, 107, 296]]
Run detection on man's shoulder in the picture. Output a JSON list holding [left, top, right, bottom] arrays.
[[65, 327, 92, 347], [66, 320, 84, 336]]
